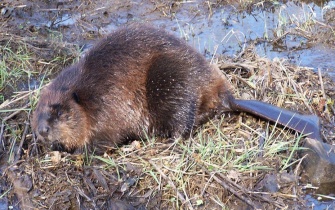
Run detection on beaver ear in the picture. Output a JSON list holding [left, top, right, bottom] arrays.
[[72, 92, 80, 104]]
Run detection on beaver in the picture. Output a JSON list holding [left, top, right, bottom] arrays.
[[31, 25, 322, 154]]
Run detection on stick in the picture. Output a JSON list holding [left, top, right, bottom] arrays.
[[0, 105, 29, 151], [17, 120, 30, 156], [197, 164, 258, 209], [318, 68, 326, 99], [197, 162, 285, 209], [0, 122, 5, 150]]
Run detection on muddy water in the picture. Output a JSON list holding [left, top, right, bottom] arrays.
[[42, 0, 335, 80], [155, 1, 335, 79], [4, 1, 334, 80], [252, 1, 335, 76]]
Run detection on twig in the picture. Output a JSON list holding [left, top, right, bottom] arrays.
[[149, 160, 194, 210], [197, 164, 258, 209], [0, 123, 5, 150], [216, 172, 284, 209], [0, 89, 38, 110], [29, 132, 40, 157], [1, 106, 28, 150], [233, 75, 256, 89], [214, 173, 258, 208], [198, 163, 285, 209], [39, 8, 71, 11], [272, 31, 289, 45], [75, 186, 97, 209], [318, 68, 326, 99], [1, 107, 26, 122], [17, 120, 30, 157], [295, 83, 314, 114], [219, 63, 257, 74]]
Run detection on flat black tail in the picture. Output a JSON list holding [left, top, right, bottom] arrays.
[[230, 99, 322, 141]]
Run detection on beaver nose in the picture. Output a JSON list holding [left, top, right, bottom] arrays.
[[38, 125, 50, 138]]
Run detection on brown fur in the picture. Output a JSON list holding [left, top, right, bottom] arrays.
[[31, 25, 233, 153]]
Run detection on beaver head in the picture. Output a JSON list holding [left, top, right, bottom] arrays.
[[31, 85, 90, 152]]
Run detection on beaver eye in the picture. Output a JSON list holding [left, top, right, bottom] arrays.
[[50, 104, 62, 117], [72, 92, 80, 104]]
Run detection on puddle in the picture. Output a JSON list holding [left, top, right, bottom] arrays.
[[46, 13, 80, 28], [305, 194, 335, 209], [7, 1, 334, 79], [102, 0, 335, 79], [160, 0, 335, 80]]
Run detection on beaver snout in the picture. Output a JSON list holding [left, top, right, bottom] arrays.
[[37, 124, 50, 138]]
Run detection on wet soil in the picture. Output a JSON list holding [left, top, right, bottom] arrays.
[[1, 0, 335, 209]]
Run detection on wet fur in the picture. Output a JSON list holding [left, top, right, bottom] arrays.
[[31, 25, 233, 153]]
